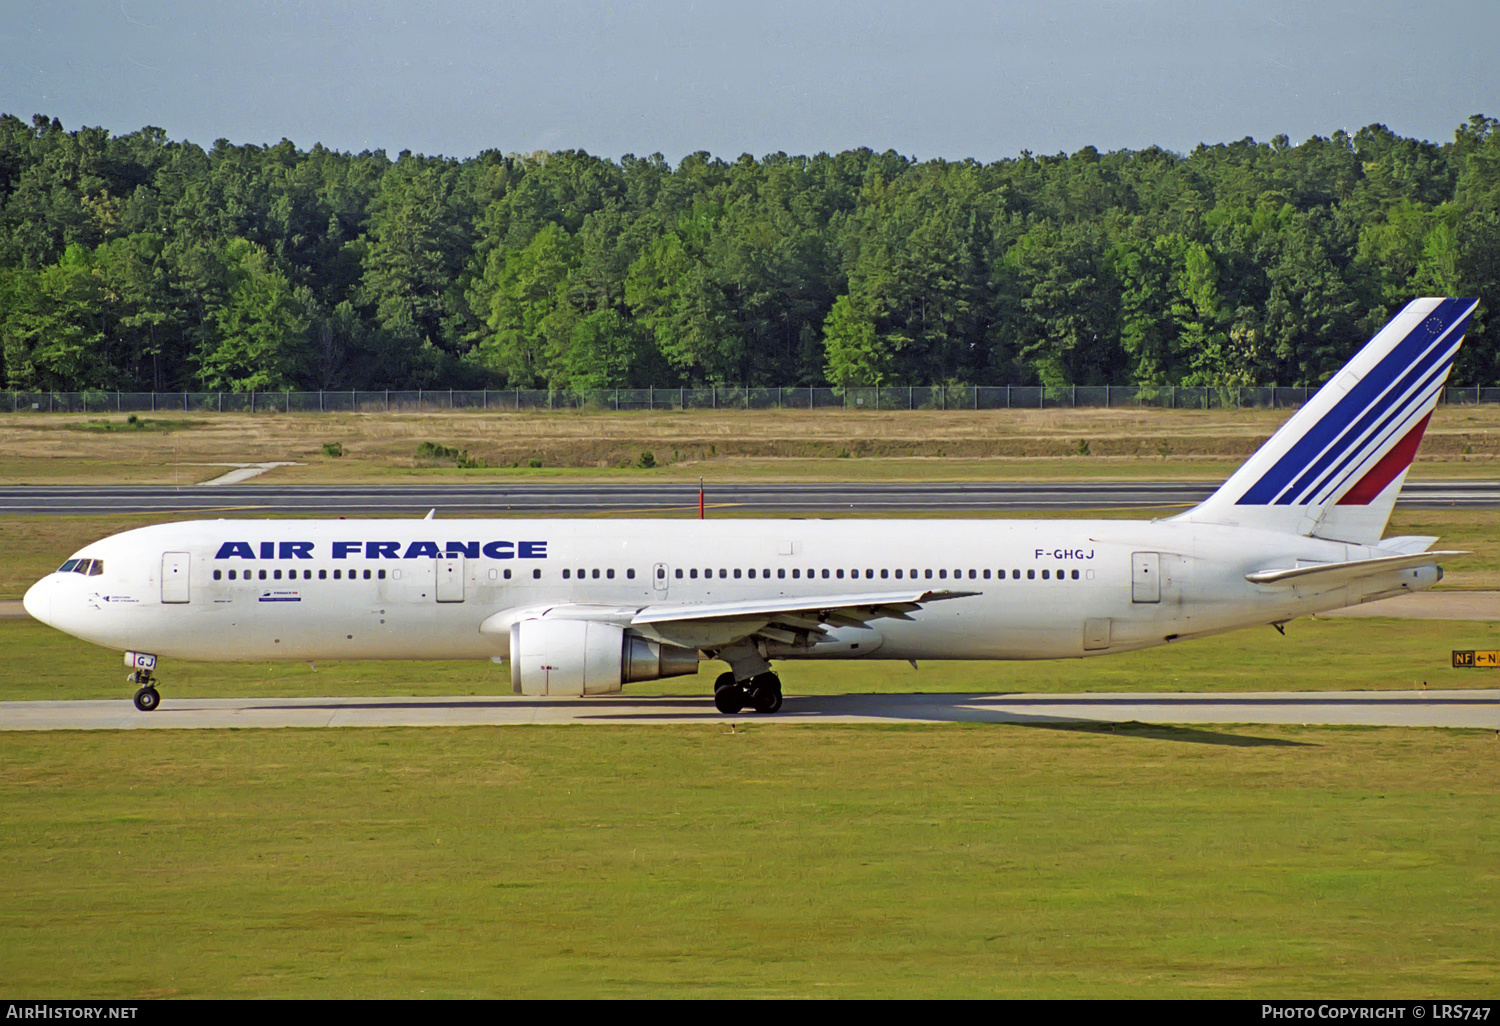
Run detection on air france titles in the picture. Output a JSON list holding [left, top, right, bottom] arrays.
[[214, 540, 548, 560]]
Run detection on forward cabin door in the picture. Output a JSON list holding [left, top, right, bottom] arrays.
[[161, 552, 191, 604], [436, 556, 465, 602], [1131, 552, 1160, 603]]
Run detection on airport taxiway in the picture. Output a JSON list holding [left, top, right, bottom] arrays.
[[2, 689, 1495, 731]]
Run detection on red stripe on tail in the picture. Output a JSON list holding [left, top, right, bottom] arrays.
[[1336, 412, 1432, 505]]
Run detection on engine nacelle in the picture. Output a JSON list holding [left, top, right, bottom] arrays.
[[509, 619, 699, 696]]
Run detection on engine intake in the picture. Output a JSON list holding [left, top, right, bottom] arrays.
[[509, 619, 699, 696]]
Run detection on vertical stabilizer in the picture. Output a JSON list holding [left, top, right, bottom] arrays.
[[1171, 298, 1477, 544]]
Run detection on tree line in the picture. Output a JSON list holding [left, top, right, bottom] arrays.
[[2, 112, 1498, 393]]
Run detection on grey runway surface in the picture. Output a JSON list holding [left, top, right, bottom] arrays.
[[5, 479, 1500, 516], [4, 689, 1496, 730]]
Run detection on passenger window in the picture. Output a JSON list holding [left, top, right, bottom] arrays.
[[1071, 569, 1080, 580], [792, 569, 800, 578], [778, 568, 785, 579], [228, 570, 237, 580], [1012, 569, 1021, 579], [895, 569, 903, 579], [563, 569, 571, 579], [532, 569, 541, 579], [747, 569, 755, 579], [719, 569, 727, 579], [213, 570, 222, 580], [1042, 569, 1050, 579], [880, 569, 888, 579], [363, 570, 371, 580], [968, 569, 977, 579], [607, 569, 615, 579], [734, 569, 742, 579], [504, 569, 512, 580], [592, 569, 600, 579], [835, 569, 844, 579], [1027, 569, 1035, 580], [983, 569, 991, 579], [821, 569, 830, 579], [626, 569, 635, 579], [690, 568, 698, 579], [319, 569, 327, 580], [378, 569, 386, 580], [333, 569, 342, 580]]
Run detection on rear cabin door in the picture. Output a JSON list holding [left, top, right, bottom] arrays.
[[436, 556, 465, 602], [162, 552, 191, 604], [1131, 552, 1160, 604]]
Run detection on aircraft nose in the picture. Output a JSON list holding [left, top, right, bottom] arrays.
[[22, 577, 52, 626]]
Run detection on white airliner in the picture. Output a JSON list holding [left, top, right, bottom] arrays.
[[23, 298, 1477, 715]]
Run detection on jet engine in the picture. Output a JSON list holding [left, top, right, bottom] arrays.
[[509, 619, 699, 696]]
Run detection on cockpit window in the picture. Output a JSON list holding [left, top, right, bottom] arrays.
[[64, 559, 103, 575], [86, 560, 103, 576], [57, 559, 79, 573]]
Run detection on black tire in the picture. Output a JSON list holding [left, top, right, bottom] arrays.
[[750, 672, 783, 714], [714, 671, 737, 693], [714, 686, 743, 714], [133, 687, 160, 713]]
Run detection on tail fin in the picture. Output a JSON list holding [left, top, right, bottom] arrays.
[[1172, 297, 1478, 544]]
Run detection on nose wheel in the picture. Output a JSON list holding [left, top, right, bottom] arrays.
[[128, 668, 161, 712]]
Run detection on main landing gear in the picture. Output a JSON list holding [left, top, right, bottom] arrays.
[[128, 668, 160, 712], [713, 671, 783, 715]]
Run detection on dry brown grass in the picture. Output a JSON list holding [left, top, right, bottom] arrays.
[[2, 404, 1499, 484]]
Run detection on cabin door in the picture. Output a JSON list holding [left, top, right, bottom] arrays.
[[1131, 552, 1160, 603], [162, 552, 191, 604]]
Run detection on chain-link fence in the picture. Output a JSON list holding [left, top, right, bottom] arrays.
[[6, 384, 1500, 415]]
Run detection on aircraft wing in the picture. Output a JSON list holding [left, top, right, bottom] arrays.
[[1245, 551, 1466, 587], [629, 589, 980, 650]]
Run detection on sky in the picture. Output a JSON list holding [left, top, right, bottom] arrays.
[[2, 1, 1496, 163]]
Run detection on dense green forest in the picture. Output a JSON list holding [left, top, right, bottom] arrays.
[[1, 112, 1497, 393]]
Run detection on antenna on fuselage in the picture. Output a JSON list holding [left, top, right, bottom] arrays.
[[424, 508, 436, 520]]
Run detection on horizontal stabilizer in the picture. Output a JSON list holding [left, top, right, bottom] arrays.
[[1245, 551, 1465, 587]]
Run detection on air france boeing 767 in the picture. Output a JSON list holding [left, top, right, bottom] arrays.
[[23, 298, 1477, 714]]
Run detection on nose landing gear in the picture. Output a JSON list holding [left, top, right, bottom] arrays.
[[125, 652, 161, 712]]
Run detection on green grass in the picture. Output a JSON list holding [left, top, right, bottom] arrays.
[[1, 724, 1495, 997]]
